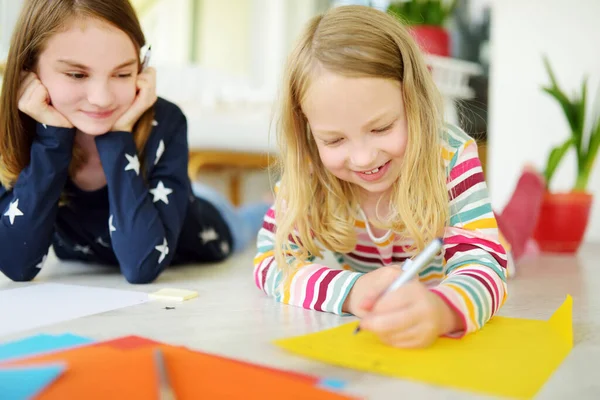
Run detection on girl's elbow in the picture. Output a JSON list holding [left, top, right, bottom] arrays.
[[0, 262, 39, 282], [121, 261, 162, 284]]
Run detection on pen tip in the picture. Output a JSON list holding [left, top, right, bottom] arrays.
[[353, 326, 361, 334]]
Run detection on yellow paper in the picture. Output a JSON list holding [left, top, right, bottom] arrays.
[[149, 288, 198, 301], [275, 295, 573, 399]]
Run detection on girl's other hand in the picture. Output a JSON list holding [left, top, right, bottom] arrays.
[[18, 71, 73, 128], [112, 67, 157, 133]]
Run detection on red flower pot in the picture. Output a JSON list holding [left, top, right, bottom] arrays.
[[408, 25, 450, 57], [532, 191, 593, 253]]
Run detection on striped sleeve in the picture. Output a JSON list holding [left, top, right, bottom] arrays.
[[430, 128, 508, 336], [253, 206, 363, 315]]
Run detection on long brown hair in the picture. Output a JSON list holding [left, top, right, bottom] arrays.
[[273, 5, 448, 281], [0, 0, 154, 188]]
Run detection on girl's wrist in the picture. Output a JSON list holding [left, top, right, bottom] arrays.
[[431, 292, 464, 335], [342, 275, 367, 316]]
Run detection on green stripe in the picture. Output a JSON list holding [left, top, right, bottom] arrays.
[[421, 263, 444, 276], [269, 267, 283, 301], [447, 148, 461, 171], [257, 244, 274, 253], [450, 189, 490, 216], [330, 272, 363, 315], [450, 203, 493, 226], [446, 123, 470, 143], [448, 276, 487, 327], [446, 133, 464, 149]]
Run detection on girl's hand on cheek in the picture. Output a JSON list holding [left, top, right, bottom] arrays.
[[112, 67, 157, 133], [18, 71, 73, 128]]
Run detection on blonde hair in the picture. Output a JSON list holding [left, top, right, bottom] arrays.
[[0, 0, 154, 189], [273, 5, 448, 280]]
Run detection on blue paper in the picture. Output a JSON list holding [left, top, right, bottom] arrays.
[[0, 333, 94, 362], [318, 377, 347, 390], [0, 364, 65, 400]]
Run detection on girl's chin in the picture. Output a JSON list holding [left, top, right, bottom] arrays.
[[72, 120, 115, 136]]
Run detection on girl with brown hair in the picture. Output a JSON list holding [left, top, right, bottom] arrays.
[[0, 0, 268, 283]]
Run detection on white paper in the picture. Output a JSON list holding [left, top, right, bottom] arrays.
[[0, 283, 149, 338]]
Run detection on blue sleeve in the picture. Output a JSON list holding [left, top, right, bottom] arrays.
[[0, 124, 75, 281], [94, 110, 189, 283]]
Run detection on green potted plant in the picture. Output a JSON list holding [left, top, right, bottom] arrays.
[[532, 56, 600, 253], [387, 0, 458, 57]]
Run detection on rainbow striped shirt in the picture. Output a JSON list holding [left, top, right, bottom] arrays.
[[253, 125, 509, 335]]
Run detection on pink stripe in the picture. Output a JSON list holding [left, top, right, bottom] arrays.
[[445, 234, 506, 255], [262, 221, 276, 233], [259, 258, 275, 292], [266, 207, 276, 219], [253, 261, 262, 289], [254, 257, 270, 290], [347, 252, 385, 266], [449, 158, 481, 182], [355, 244, 381, 254], [314, 270, 344, 312], [301, 267, 329, 309]]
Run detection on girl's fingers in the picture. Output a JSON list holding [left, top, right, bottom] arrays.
[[361, 307, 421, 335], [379, 324, 424, 347], [17, 72, 37, 100], [369, 280, 421, 314]]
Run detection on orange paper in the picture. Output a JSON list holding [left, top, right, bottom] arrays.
[[161, 346, 353, 399], [6, 346, 158, 399], [5, 339, 354, 399]]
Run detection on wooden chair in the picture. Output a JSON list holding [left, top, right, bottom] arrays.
[[188, 150, 274, 206]]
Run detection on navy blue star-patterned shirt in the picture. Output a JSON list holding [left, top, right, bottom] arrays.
[[0, 98, 232, 283]]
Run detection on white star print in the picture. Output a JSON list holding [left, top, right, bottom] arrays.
[[152, 119, 158, 126], [124, 153, 140, 175], [109, 215, 116, 236], [36, 254, 47, 269], [96, 237, 110, 247], [154, 140, 165, 165], [199, 227, 219, 244], [220, 241, 230, 255], [4, 199, 24, 225], [74, 244, 92, 255], [155, 238, 169, 264], [149, 181, 173, 204]]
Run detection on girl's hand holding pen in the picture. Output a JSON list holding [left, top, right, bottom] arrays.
[[345, 238, 465, 348], [342, 265, 406, 318], [358, 279, 463, 348]]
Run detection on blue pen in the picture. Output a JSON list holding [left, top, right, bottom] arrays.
[[353, 237, 444, 334]]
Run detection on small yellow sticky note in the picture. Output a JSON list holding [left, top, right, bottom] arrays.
[[275, 295, 573, 399], [149, 288, 198, 301]]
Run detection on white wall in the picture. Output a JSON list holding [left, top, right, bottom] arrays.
[[197, 0, 252, 78], [488, 0, 600, 242], [137, 0, 192, 65], [0, 0, 24, 60]]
